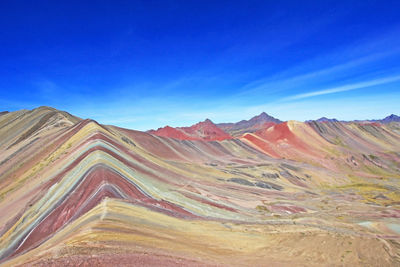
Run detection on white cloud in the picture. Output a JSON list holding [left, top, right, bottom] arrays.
[[284, 74, 400, 100]]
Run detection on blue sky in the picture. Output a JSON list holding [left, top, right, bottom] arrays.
[[1, 0, 400, 130]]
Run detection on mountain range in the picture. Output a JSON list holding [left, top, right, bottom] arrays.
[[307, 114, 400, 124], [148, 118, 232, 141], [149, 112, 400, 141], [0, 106, 399, 266]]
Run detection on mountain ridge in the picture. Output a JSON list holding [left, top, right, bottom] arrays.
[[217, 112, 282, 137], [148, 118, 232, 141], [149, 111, 400, 139], [1, 106, 400, 266]]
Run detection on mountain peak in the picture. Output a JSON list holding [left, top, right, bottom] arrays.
[[250, 112, 282, 124], [259, 112, 271, 118], [149, 118, 231, 141], [216, 112, 281, 137], [191, 118, 216, 128], [387, 114, 399, 119], [381, 114, 400, 123], [34, 106, 58, 112]]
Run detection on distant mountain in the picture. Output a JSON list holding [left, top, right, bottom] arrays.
[[306, 114, 400, 124], [349, 114, 400, 124], [217, 112, 282, 137], [305, 117, 339, 123], [149, 113, 400, 141], [379, 114, 400, 123], [0, 111, 9, 116], [315, 117, 339, 123], [148, 119, 232, 141]]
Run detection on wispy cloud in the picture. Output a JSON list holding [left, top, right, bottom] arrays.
[[235, 28, 400, 98], [33, 79, 61, 97], [284, 74, 400, 101]]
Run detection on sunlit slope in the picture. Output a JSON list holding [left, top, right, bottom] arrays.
[[0, 108, 399, 266], [243, 120, 400, 175], [4, 199, 397, 266]]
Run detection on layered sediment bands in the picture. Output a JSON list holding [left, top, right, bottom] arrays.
[[6, 164, 197, 261], [4, 200, 399, 267], [243, 120, 400, 174], [1, 107, 400, 266]]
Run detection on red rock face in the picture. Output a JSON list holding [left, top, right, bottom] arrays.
[[254, 122, 310, 151], [148, 126, 196, 140], [242, 133, 280, 158], [242, 121, 320, 161], [148, 119, 232, 141]]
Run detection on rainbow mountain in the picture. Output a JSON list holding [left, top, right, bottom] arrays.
[[0, 106, 399, 266]]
